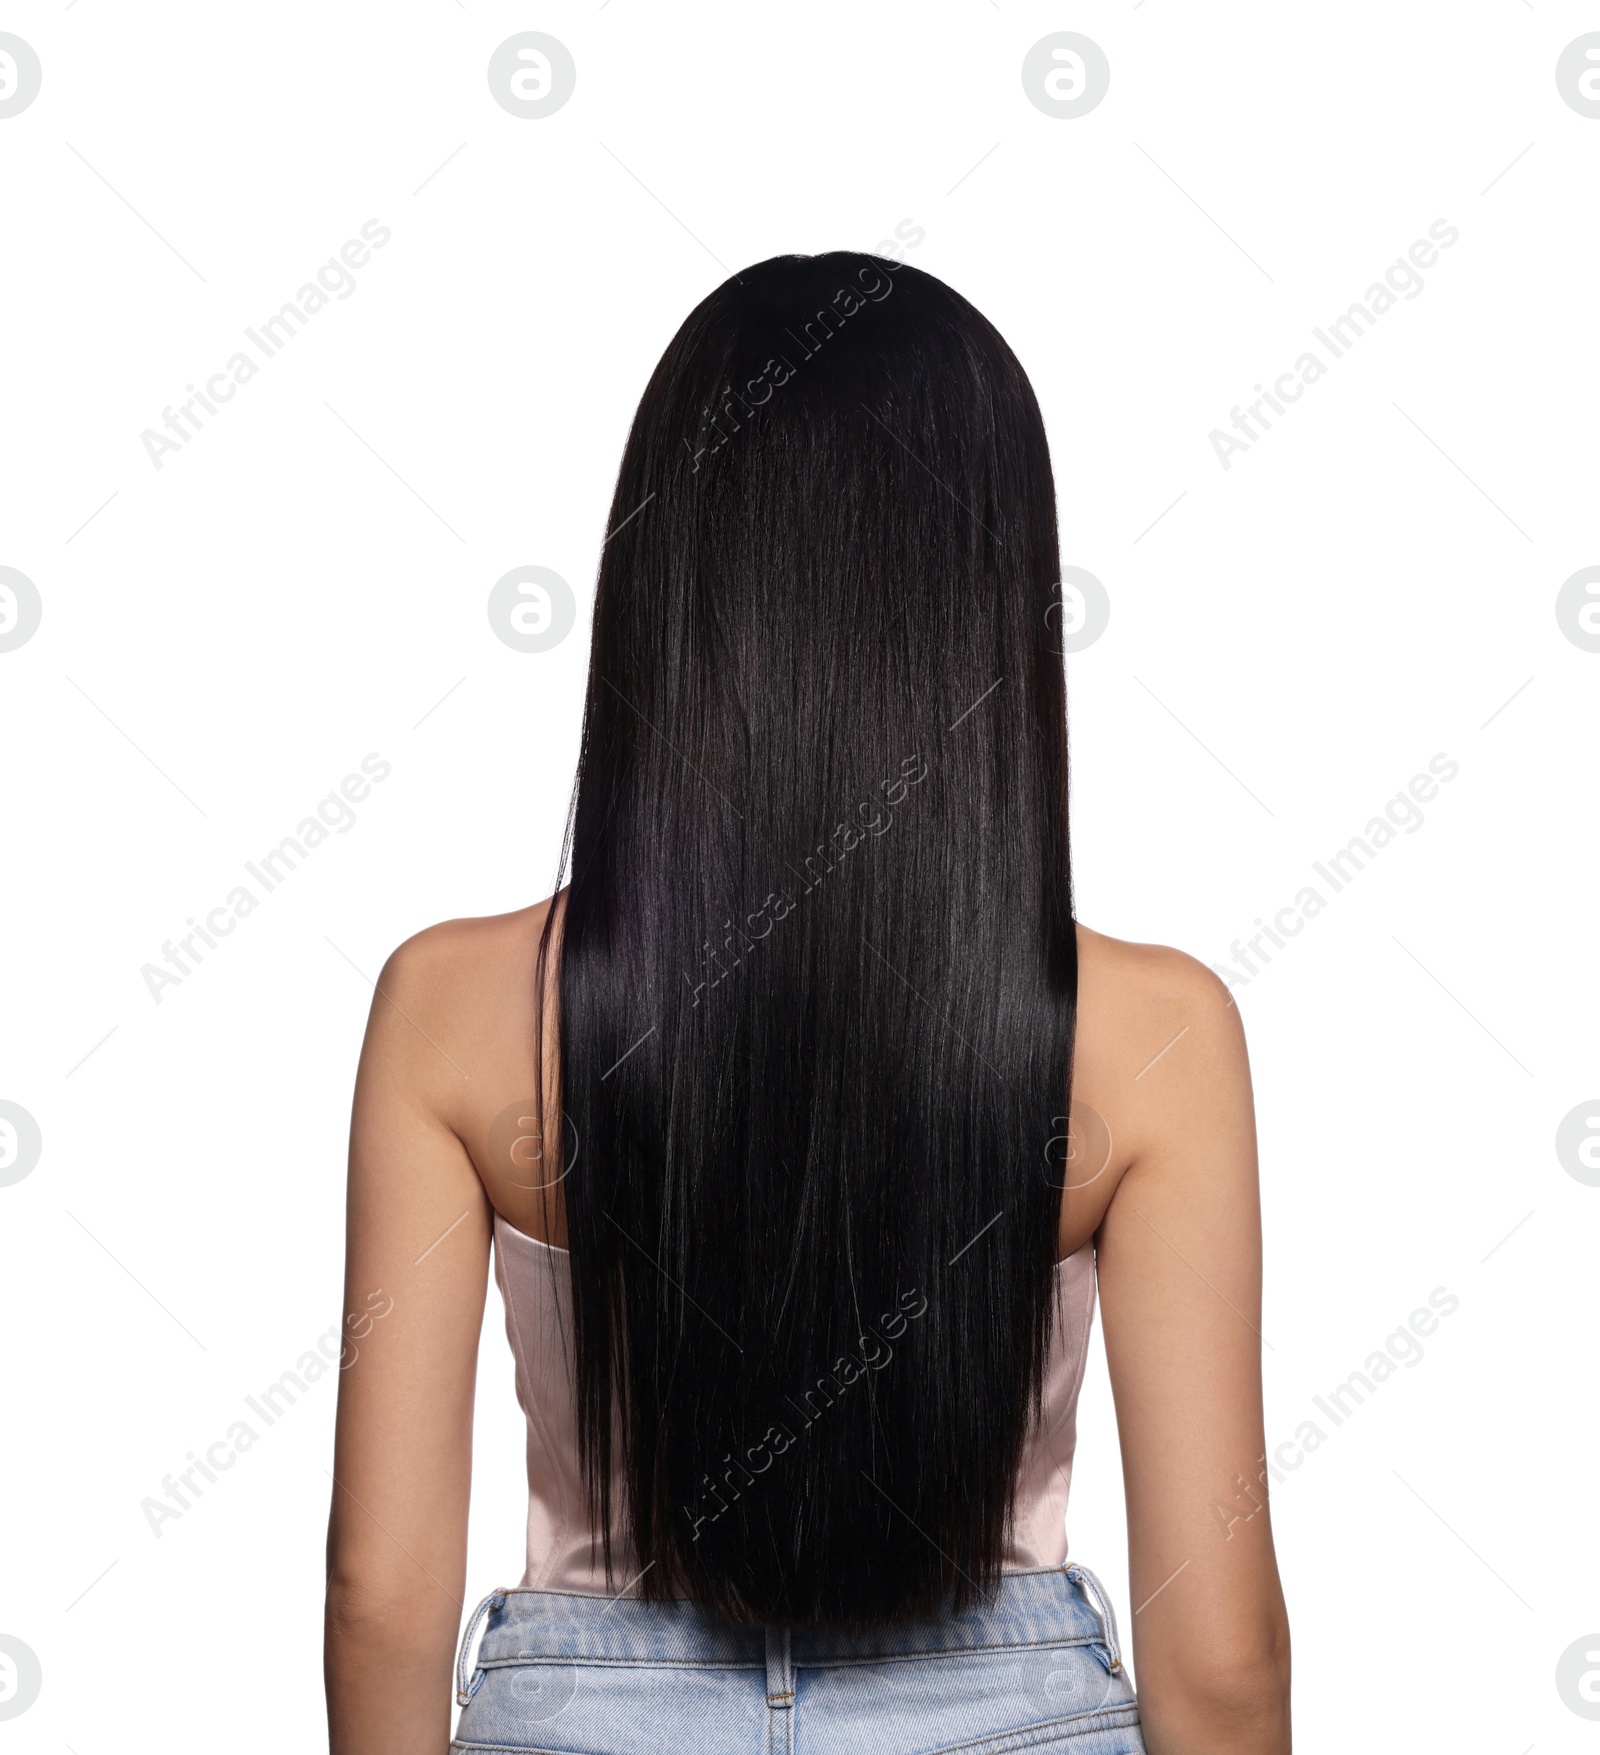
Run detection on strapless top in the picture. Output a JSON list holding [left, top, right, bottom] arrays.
[[491, 1211, 1098, 1594]]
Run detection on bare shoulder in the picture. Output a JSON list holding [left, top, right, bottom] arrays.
[[378, 897, 554, 1011], [1078, 926, 1281, 1700], [1069, 925, 1252, 1232], [1075, 924, 1240, 1059], [363, 897, 558, 1138]]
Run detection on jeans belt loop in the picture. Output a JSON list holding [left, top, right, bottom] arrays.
[[455, 1588, 508, 1706], [1066, 1564, 1123, 1673], [764, 1626, 794, 1709]]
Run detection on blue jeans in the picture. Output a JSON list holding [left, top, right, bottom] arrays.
[[453, 1563, 1145, 1753]]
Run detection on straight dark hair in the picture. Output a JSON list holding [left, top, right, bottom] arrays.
[[536, 251, 1076, 1628]]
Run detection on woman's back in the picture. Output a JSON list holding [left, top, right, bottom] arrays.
[[332, 900, 1285, 1750], [325, 251, 1289, 1753], [490, 1190, 1095, 1595], [371, 900, 1180, 1262]]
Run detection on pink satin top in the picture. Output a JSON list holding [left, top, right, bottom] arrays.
[[491, 1211, 1098, 1594]]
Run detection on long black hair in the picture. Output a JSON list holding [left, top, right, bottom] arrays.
[[536, 251, 1076, 1628]]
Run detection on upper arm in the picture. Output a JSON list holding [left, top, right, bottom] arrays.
[[328, 928, 492, 1615], [1092, 950, 1289, 1713]]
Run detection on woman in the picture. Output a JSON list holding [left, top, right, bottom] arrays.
[[325, 253, 1291, 1754]]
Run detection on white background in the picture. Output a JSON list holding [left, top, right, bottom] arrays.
[[2, 3, 1596, 1749]]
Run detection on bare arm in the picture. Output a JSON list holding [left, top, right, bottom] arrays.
[[1096, 954, 1290, 1753], [325, 932, 491, 1755]]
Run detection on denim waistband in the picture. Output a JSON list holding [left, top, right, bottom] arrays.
[[459, 1563, 1119, 1697]]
